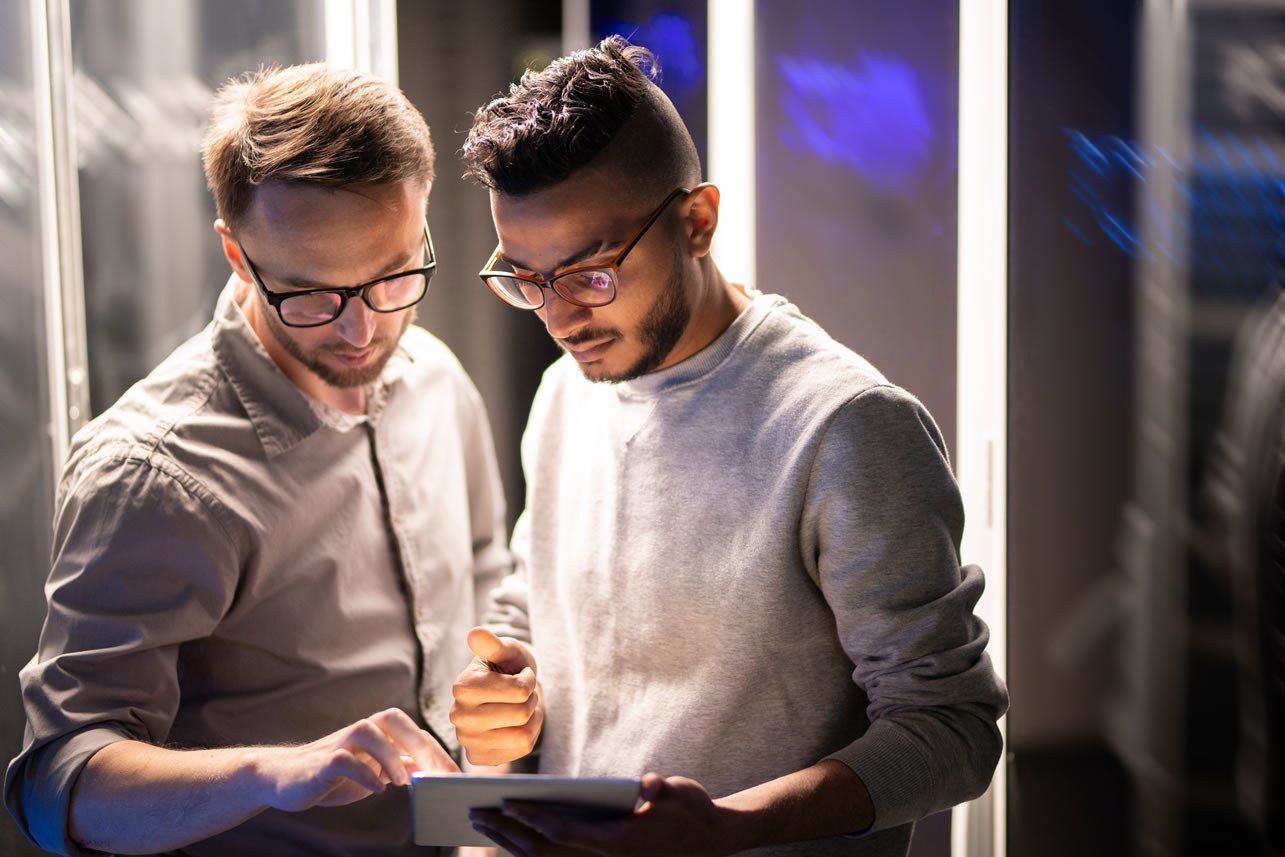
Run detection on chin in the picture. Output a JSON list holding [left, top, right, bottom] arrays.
[[310, 348, 393, 388], [579, 359, 648, 385]]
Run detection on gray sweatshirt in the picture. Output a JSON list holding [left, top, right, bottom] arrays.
[[487, 292, 1008, 856]]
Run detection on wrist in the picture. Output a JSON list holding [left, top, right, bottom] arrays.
[[711, 794, 768, 854], [236, 745, 281, 810]]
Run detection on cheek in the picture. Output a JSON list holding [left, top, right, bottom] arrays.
[[615, 277, 663, 325], [289, 327, 327, 350], [376, 309, 412, 339]]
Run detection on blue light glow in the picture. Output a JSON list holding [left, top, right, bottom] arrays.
[[595, 12, 703, 98], [1064, 128, 1284, 286], [776, 50, 933, 193]]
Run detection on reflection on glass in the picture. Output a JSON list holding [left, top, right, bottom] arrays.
[[754, 0, 959, 451], [68, 0, 326, 414], [0, 3, 57, 855]]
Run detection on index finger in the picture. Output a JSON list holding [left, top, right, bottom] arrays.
[[455, 664, 537, 706], [368, 708, 460, 774]]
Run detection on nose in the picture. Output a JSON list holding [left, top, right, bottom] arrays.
[[538, 288, 591, 339], [333, 295, 377, 347]]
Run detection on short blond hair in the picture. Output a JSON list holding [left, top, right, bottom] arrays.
[[202, 63, 435, 231]]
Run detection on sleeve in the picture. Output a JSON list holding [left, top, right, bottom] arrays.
[[804, 385, 1009, 833], [3, 448, 241, 856]]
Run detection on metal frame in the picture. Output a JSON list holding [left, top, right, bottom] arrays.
[[32, 0, 90, 469], [955, 1, 1009, 855]]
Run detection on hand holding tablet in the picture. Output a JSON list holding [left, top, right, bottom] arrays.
[[409, 772, 641, 847]]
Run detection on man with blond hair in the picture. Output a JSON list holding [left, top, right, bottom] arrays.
[[4, 63, 507, 856]]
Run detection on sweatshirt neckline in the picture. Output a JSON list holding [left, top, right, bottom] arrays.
[[616, 291, 779, 398]]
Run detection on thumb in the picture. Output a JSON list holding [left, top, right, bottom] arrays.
[[467, 626, 505, 663], [467, 626, 531, 674], [639, 772, 666, 803]]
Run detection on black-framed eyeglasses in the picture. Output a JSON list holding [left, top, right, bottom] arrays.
[[479, 187, 691, 311], [238, 222, 436, 328]]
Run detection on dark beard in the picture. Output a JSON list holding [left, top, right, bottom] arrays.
[[601, 267, 691, 383]]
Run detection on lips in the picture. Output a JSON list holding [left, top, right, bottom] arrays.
[[330, 346, 376, 366], [563, 337, 615, 363]]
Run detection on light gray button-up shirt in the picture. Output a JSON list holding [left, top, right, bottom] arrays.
[[5, 279, 510, 856]]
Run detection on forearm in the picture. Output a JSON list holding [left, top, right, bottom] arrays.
[[69, 739, 271, 854], [714, 758, 874, 851]]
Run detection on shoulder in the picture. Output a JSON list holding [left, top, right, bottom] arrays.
[[398, 325, 485, 402], [753, 294, 889, 389], [399, 324, 468, 375], [527, 352, 590, 408], [67, 327, 222, 467], [59, 328, 252, 545], [726, 295, 907, 426]]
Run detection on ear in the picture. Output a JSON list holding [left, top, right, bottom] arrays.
[[683, 183, 720, 258], [214, 219, 253, 284]]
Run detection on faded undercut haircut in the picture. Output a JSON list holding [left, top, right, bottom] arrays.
[[202, 63, 435, 232], [462, 35, 700, 196]]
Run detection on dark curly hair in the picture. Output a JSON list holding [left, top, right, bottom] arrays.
[[462, 36, 696, 196]]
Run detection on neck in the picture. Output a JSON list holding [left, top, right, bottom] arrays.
[[659, 258, 751, 371]]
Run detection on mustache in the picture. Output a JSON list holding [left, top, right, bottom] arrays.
[[560, 328, 621, 346], [325, 332, 400, 353]]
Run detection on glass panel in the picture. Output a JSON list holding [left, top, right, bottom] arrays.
[[755, 0, 959, 453], [0, 2, 58, 854], [1006, 3, 1139, 854], [68, 0, 327, 414], [1010, 1, 1285, 855]]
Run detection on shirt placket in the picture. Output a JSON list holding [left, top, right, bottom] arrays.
[[364, 413, 458, 757]]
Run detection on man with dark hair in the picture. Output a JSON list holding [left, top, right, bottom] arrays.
[[450, 37, 1008, 857], [4, 63, 508, 856]]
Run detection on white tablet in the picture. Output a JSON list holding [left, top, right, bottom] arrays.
[[409, 772, 642, 847]]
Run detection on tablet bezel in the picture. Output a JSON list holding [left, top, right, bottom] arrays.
[[409, 771, 642, 847]]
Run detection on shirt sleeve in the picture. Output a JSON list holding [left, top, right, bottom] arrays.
[[804, 385, 1009, 833], [4, 447, 241, 856]]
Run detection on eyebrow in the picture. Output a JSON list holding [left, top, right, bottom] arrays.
[[499, 238, 612, 276], [270, 232, 426, 290]]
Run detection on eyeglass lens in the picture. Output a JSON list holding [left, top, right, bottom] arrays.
[[484, 268, 614, 310], [278, 271, 429, 326]]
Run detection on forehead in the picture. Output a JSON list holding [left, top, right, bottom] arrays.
[[244, 181, 426, 242], [240, 180, 428, 282], [489, 171, 643, 267]]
